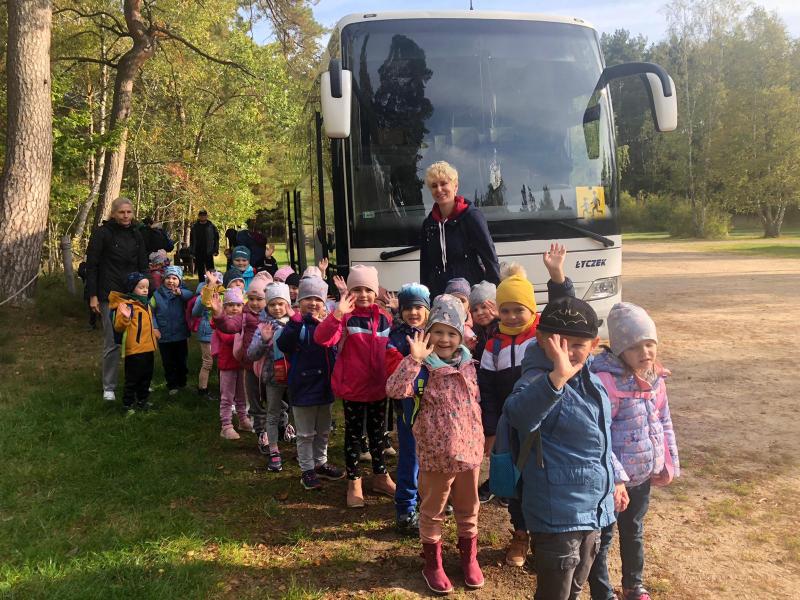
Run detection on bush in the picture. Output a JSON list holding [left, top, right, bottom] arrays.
[[621, 191, 730, 238]]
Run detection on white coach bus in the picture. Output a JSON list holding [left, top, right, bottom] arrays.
[[299, 11, 676, 332]]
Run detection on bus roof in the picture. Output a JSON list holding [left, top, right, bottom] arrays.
[[333, 11, 596, 32]]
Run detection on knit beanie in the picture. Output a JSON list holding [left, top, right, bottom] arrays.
[[125, 272, 148, 293], [148, 249, 168, 266], [444, 277, 471, 301], [607, 302, 658, 356], [274, 266, 295, 282], [496, 264, 536, 313], [164, 265, 183, 282], [223, 268, 245, 287], [397, 282, 430, 311], [425, 294, 466, 339], [347, 264, 379, 293], [538, 296, 598, 339], [469, 280, 497, 308], [266, 282, 291, 306], [302, 266, 323, 279], [247, 271, 271, 299], [297, 275, 328, 302], [232, 245, 251, 261], [223, 287, 244, 305]]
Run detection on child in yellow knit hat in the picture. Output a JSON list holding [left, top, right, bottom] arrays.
[[477, 243, 575, 566]]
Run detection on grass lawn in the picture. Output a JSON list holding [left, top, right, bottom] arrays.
[[0, 275, 377, 599], [623, 228, 800, 258]]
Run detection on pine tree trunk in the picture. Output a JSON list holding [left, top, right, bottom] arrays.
[[92, 0, 157, 230], [0, 0, 53, 305]]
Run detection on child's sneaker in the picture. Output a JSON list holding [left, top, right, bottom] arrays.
[[238, 416, 254, 433], [478, 480, 494, 504], [257, 432, 270, 455], [281, 423, 296, 442], [314, 463, 344, 480], [267, 451, 283, 472], [396, 511, 420, 537], [624, 587, 652, 600], [301, 469, 322, 490], [220, 426, 240, 440], [168, 388, 179, 397]]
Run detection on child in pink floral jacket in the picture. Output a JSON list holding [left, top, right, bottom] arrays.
[[386, 294, 484, 595]]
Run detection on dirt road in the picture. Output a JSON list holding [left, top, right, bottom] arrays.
[[266, 241, 800, 599]]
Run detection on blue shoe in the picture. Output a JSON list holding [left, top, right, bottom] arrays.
[[301, 470, 322, 491], [314, 463, 344, 480]]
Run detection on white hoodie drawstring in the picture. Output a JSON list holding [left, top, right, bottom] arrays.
[[438, 220, 448, 271]]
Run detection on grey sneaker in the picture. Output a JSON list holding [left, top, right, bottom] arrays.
[[103, 390, 116, 402]]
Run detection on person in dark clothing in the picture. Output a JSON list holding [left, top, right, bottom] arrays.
[[139, 217, 175, 254], [224, 227, 240, 270], [85, 197, 148, 402], [236, 220, 267, 270], [419, 161, 501, 298], [77, 261, 98, 330], [189, 210, 220, 281]]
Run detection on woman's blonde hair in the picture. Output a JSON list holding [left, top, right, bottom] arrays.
[[425, 161, 458, 188]]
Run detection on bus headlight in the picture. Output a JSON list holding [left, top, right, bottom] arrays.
[[583, 277, 619, 301]]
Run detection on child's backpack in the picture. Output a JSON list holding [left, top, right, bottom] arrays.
[[489, 392, 544, 499], [396, 367, 429, 427], [185, 295, 201, 333]]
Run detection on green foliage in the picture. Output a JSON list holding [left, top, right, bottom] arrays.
[[620, 191, 730, 238], [665, 202, 730, 239]]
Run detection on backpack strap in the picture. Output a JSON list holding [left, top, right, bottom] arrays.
[[408, 367, 429, 426]]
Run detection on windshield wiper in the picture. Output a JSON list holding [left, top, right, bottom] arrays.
[[380, 245, 419, 260], [494, 221, 615, 247]]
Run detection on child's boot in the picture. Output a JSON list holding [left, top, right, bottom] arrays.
[[238, 415, 254, 433], [220, 425, 240, 440], [505, 529, 529, 567], [421, 541, 453, 595], [347, 478, 365, 508], [457, 536, 485, 589], [371, 472, 396, 497]]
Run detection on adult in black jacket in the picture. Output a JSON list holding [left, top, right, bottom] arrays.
[[85, 197, 149, 402], [419, 161, 500, 297], [189, 209, 220, 280], [139, 217, 175, 254]]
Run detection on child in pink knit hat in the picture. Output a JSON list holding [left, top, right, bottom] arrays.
[[211, 287, 248, 439], [313, 264, 395, 508]]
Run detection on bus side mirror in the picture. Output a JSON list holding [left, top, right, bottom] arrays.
[[321, 58, 352, 138], [643, 72, 677, 132], [595, 62, 678, 133]]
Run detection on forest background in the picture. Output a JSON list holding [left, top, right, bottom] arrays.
[[0, 0, 799, 303]]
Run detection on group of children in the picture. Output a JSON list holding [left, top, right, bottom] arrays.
[[108, 242, 679, 600]]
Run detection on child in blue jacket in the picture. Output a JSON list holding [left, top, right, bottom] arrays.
[[384, 282, 430, 535], [276, 276, 343, 491], [152, 265, 194, 394], [503, 296, 628, 600]]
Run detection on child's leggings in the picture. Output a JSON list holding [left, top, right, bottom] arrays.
[[418, 467, 480, 544], [198, 341, 213, 390], [219, 369, 246, 428], [248, 381, 288, 445], [343, 399, 387, 480]]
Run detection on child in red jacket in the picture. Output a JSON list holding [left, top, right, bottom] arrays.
[[211, 287, 247, 439], [314, 265, 395, 508]]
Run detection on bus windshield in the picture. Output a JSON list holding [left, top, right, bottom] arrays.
[[341, 18, 619, 248]]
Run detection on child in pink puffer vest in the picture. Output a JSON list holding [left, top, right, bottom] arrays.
[[588, 302, 679, 600], [386, 294, 485, 595]]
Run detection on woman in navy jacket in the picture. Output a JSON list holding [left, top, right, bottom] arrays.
[[419, 161, 500, 298]]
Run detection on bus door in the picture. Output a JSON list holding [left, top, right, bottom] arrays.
[[314, 110, 344, 276], [285, 189, 307, 273]]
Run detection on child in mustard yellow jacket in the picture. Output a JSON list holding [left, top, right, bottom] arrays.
[[109, 272, 161, 413]]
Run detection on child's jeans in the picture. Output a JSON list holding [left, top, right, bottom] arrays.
[[292, 403, 332, 472], [219, 369, 246, 428], [249, 381, 288, 444], [158, 339, 188, 390], [343, 399, 387, 480], [418, 467, 480, 544], [198, 342, 213, 390], [122, 352, 154, 408], [394, 398, 419, 519], [532, 529, 600, 600], [589, 480, 651, 598]]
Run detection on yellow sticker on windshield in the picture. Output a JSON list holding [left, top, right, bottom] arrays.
[[576, 186, 606, 219]]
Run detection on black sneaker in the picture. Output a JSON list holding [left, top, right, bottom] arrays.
[[395, 512, 420, 537], [301, 469, 322, 490], [497, 497, 509, 508], [314, 463, 344, 480], [445, 503, 454, 516], [257, 432, 270, 456], [478, 480, 494, 504], [267, 451, 283, 473]]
